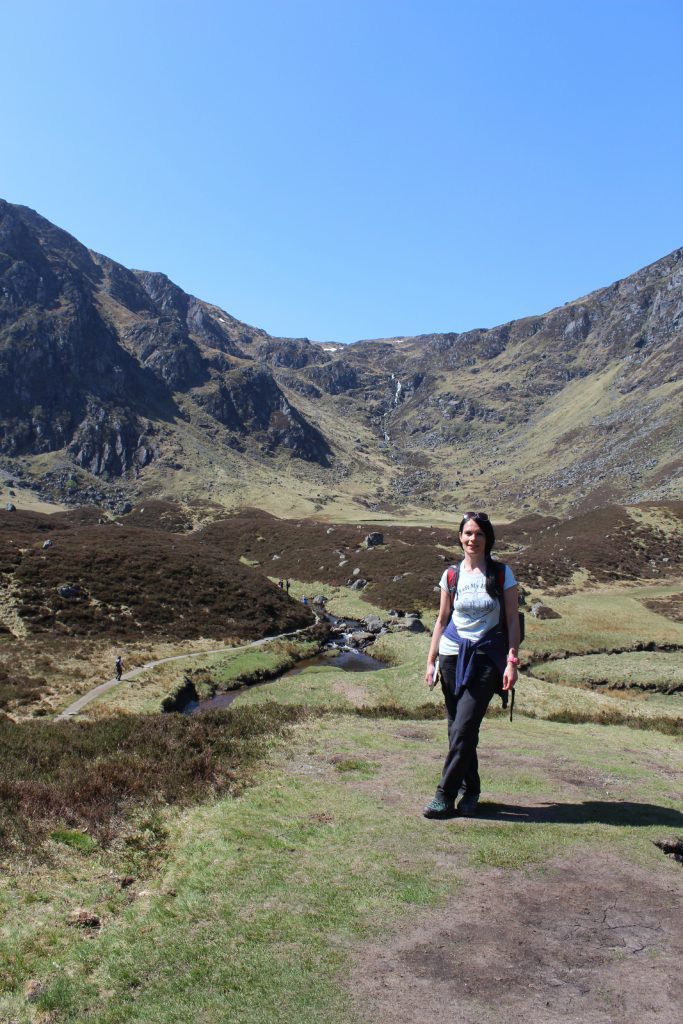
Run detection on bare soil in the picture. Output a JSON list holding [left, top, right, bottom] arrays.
[[331, 678, 372, 703], [349, 851, 683, 1024]]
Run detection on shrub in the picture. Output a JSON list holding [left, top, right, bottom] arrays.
[[0, 704, 308, 856]]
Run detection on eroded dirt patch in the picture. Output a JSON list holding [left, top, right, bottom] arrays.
[[331, 679, 371, 704], [392, 726, 433, 742], [350, 851, 683, 1024]]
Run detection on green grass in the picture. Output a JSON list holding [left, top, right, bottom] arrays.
[[464, 823, 565, 868], [522, 582, 683, 659], [2, 713, 680, 1023], [333, 757, 380, 777], [533, 650, 683, 693], [2, 569, 683, 1023], [97, 634, 324, 715], [233, 627, 683, 733], [49, 828, 99, 853], [277, 577, 394, 619]]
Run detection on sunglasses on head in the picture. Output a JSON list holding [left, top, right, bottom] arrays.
[[462, 511, 489, 522]]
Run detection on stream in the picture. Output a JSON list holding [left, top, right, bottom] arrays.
[[185, 613, 388, 714]]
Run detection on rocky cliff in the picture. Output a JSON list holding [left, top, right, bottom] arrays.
[[0, 201, 331, 480]]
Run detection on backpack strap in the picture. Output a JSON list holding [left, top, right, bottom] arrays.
[[446, 564, 459, 610], [496, 564, 506, 627]]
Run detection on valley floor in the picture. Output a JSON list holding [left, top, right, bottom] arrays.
[[2, 710, 681, 1024], [2, 593, 682, 1024]]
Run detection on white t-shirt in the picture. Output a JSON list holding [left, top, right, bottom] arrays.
[[438, 562, 516, 656]]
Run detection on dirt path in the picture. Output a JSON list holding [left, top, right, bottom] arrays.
[[280, 714, 683, 1024], [54, 624, 316, 720], [350, 849, 683, 1024]]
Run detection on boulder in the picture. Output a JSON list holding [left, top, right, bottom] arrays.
[[364, 532, 384, 547], [349, 578, 368, 590], [393, 616, 426, 633], [362, 615, 383, 633], [5, 503, 16, 512], [58, 584, 85, 599], [42, 539, 53, 549], [530, 602, 561, 620], [312, 595, 327, 606], [350, 630, 375, 645]]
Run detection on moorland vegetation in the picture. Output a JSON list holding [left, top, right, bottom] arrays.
[[0, 495, 681, 1023]]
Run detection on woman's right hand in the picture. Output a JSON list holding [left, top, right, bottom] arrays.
[[425, 662, 436, 688]]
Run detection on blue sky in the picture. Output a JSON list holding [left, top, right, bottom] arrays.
[[2, 0, 681, 342]]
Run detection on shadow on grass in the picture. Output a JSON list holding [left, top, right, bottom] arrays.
[[478, 800, 683, 828]]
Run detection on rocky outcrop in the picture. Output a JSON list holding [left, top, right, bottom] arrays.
[[122, 320, 206, 389], [193, 366, 331, 463], [313, 359, 359, 395], [0, 200, 333, 476], [68, 405, 156, 477], [258, 337, 322, 369], [530, 602, 561, 620]]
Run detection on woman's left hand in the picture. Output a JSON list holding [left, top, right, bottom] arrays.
[[502, 664, 518, 692]]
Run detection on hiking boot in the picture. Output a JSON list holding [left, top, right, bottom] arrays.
[[456, 793, 480, 816], [422, 797, 455, 819]]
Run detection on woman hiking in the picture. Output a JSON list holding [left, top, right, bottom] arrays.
[[423, 511, 520, 818]]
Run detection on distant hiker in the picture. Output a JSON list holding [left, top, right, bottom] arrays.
[[422, 512, 520, 819], [302, 595, 309, 606], [278, 579, 284, 589], [285, 579, 290, 593], [115, 656, 123, 681]]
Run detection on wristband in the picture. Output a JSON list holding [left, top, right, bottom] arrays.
[[507, 655, 520, 666]]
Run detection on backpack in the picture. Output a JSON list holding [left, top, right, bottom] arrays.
[[446, 561, 525, 645]]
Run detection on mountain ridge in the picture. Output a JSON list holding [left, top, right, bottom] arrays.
[[0, 199, 681, 518]]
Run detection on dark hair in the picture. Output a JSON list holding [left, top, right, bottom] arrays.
[[457, 514, 502, 601]]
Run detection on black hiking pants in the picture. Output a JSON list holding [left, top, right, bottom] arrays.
[[435, 653, 501, 803]]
